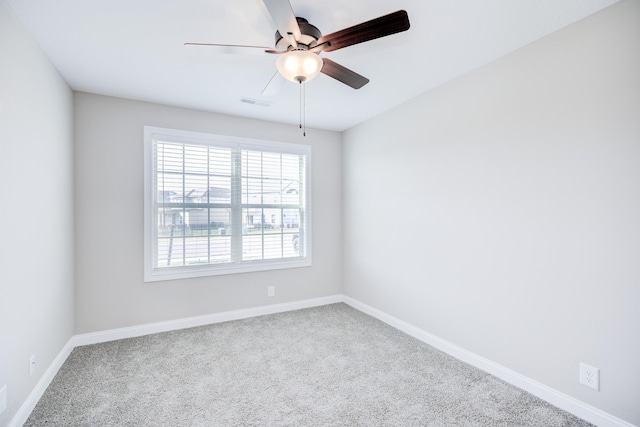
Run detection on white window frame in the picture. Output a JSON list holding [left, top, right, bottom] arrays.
[[144, 126, 311, 282]]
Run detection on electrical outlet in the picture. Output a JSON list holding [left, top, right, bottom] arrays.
[[29, 354, 36, 378], [579, 362, 599, 391], [0, 384, 7, 415], [267, 285, 275, 297]]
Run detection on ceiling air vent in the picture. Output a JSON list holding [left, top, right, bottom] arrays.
[[240, 97, 272, 107]]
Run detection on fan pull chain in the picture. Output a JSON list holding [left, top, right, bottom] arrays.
[[298, 80, 307, 137], [298, 80, 307, 136]]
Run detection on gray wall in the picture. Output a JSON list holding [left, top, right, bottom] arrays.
[[0, 1, 75, 425], [73, 93, 342, 334], [343, 1, 640, 424]]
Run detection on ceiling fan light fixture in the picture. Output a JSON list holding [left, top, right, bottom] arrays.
[[276, 50, 323, 83]]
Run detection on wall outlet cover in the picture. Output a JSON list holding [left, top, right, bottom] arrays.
[[29, 354, 36, 378], [579, 362, 600, 391]]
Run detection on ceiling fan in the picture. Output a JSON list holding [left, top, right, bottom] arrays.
[[185, 0, 410, 92]]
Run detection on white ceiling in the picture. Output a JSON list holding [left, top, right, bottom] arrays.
[[7, 0, 619, 132]]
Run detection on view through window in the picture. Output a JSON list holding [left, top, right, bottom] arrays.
[[144, 127, 311, 281]]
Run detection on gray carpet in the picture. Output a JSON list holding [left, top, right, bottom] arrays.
[[26, 303, 592, 426]]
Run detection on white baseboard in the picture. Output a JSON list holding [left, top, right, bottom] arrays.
[[342, 296, 636, 427], [8, 339, 75, 427], [73, 294, 343, 346], [11, 294, 635, 427]]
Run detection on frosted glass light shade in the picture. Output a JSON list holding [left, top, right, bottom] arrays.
[[276, 50, 323, 83]]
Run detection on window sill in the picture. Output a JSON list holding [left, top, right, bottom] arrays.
[[144, 257, 311, 282]]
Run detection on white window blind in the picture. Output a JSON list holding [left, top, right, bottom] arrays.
[[144, 127, 311, 281]]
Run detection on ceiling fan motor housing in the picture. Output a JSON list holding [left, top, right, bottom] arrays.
[[275, 17, 322, 50]]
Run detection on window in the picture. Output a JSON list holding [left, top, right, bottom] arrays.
[[144, 127, 311, 281]]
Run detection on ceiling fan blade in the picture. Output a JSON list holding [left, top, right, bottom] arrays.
[[263, 0, 301, 48], [184, 43, 272, 55], [261, 71, 287, 96], [321, 58, 369, 89], [317, 10, 410, 53]]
